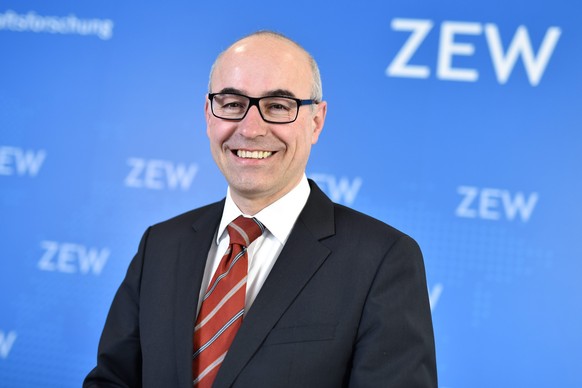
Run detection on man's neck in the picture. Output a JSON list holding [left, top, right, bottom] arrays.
[[229, 176, 305, 216], [230, 191, 289, 216]]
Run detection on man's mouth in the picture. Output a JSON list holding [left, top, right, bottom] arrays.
[[236, 150, 273, 159]]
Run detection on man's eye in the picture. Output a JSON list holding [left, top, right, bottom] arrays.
[[266, 101, 294, 112], [223, 102, 245, 109]]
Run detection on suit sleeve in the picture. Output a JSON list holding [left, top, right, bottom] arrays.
[[83, 228, 151, 387], [349, 235, 438, 388]]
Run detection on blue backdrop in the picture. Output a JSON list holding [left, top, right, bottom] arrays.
[[1, 1, 581, 387]]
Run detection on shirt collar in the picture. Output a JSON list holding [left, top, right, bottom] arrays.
[[217, 175, 311, 245]]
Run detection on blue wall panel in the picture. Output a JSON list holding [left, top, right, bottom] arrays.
[[1, 1, 580, 386]]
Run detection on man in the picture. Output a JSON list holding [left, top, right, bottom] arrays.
[[85, 31, 437, 387]]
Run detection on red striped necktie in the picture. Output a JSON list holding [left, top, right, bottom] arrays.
[[192, 216, 265, 387]]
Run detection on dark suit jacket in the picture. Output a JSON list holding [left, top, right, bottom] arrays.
[[84, 181, 437, 387]]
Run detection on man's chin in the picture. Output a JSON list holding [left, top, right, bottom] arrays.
[[227, 179, 286, 204], [229, 181, 271, 198]]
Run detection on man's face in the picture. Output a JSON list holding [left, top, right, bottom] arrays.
[[206, 36, 327, 211]]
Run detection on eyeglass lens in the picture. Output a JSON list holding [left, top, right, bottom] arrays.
[[212, 94, 298, 123]]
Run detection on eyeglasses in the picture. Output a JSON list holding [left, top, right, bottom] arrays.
[[208, 92, 318, 124]]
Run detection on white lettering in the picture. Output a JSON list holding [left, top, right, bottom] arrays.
[[479, 188, 503, 220], [310, 174, 363, 206], [501, 190, 539, 222], [57, 243, 78, 273], [455, 186, 478, 218], [387, 18, 561, 85], [124, 157, 145, 188], [0, 331, 17, 359], [456, 186, 538, 222], [165, 162, 199, 190], [386, 18, 433, 78], [38, 241, 110, 275], [485, 24, 561, 86], [0, 10, 114, 40], [124, 157, 198, 190], [144, 159, 165, 190], [437, 21, 482, 82], [77, 246, 110, 275], [0, 146, 46, 176], [38, 240, 59, 271]]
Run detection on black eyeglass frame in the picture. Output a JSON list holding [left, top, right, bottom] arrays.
[[208, 92, 318, 124]]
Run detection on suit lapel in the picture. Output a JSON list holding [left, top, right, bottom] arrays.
[[214, 182, 335, 387], [174, 201, 224, 388]]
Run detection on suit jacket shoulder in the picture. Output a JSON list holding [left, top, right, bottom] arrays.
[[148, 199, 225, 236], [217, 181, 437, 387]]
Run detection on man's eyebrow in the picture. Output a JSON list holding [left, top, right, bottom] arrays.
[[263, 89, 296, 98], [218, 87, 245, 95], [216, 87, 297, 98]]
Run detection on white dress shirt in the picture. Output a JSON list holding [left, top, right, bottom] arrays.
[[197, 175, 311, 314]]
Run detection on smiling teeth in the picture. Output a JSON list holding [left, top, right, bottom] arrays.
[[237, 150, 273, 159]]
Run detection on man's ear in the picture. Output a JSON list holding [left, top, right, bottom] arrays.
[[205, 96, 212, 137], [311, 101, 327, 144], [204, 96, 212, 122]]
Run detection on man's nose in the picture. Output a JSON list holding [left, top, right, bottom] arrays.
[[237, 105, 268, 137]]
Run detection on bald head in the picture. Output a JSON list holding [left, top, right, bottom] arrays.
[[209, 31, 323, 102]]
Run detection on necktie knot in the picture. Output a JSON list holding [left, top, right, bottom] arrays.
[[227, 216, 264, 247]]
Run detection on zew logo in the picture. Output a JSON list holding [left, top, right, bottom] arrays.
[[125, 157, 198, 190], [455, 186, 538, 222], [387, 18, 561, 86], [38, 241, 110, 275], [0, 146, 46, 177], [309, 173, 362, 206], [0, 331, 17, 359]]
